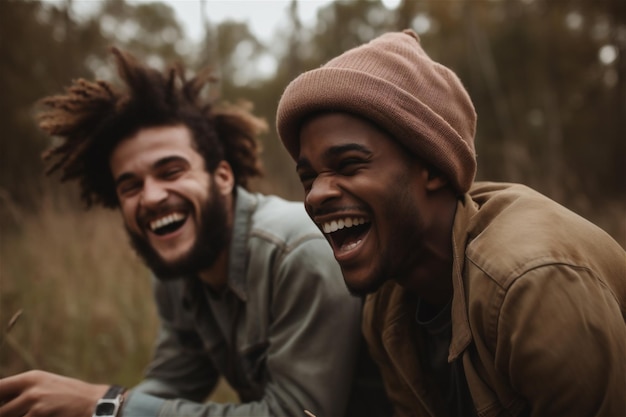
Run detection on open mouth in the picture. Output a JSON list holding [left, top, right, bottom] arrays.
[[321, 217, 371, 252], [148, 212, 188, 236]]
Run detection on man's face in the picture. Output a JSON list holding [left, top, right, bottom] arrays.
[[296, 113, 433, 295], [109, 124, 233, 279]]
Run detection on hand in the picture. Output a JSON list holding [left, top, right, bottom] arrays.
[[0, 370, 109, 417]]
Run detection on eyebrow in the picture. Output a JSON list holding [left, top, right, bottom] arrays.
[[114, 155, 189, 186], [296, 143, 372, 171]]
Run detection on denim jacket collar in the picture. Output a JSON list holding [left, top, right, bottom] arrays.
[[183, 186, 257, 307], [226, 186, 258, 302]]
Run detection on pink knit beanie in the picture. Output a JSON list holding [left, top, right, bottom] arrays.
[[276, 29, 477, 194]]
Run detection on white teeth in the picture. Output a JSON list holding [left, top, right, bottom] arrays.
[[321, 217, 367, 234], [341, 239, 362, 251], [150, 212, 185, 231]]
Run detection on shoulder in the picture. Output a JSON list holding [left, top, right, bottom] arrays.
[[249, 192, 326, 250], [243, 192, 346, 290], [464, 182, 625, 290]]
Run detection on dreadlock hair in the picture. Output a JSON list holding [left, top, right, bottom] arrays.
[[37, 47, 266, 209]]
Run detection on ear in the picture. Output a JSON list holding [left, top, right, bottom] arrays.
[[213, 160, 235, 196], [425, 168, 449, 192]]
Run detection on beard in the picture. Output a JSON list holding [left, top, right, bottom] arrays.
[[345, 179, 426, 297], [126, 183, 231, 281]]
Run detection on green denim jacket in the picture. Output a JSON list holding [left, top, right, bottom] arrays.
[[122, 187, 382, 416], [364, 182, 626, 417]]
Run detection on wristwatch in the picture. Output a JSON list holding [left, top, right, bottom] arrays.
[[92, 385, 126, 417]]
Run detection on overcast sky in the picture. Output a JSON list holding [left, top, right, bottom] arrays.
[[55, 0, 402, 43], [158, 0, 335, 42]]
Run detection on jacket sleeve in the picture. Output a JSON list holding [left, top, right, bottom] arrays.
[[497, 264, 626, 417], [122, 278, 221, 417], [248, 236, 363, 417], [125, 237, 364, 417], [122, 326, 220, 416]]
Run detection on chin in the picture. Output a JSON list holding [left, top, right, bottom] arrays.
[[156, 248, 192, 266], [344, 271, 387, 297], [128, 232, 216, 281]]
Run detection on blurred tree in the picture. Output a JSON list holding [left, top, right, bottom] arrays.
[[0, 0, 104, 211], [384, 0, 624, 227], [303, 0, 394, 66], [94, 0, 190, 69]]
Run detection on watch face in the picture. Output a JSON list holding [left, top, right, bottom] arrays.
[[95, 402, 116, 416]]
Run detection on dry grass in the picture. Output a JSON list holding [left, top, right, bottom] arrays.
[[0, 192, 237, 401]]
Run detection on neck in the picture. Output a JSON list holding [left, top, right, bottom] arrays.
[[405, 191, 458, 308], [198, 249, 229, 291]]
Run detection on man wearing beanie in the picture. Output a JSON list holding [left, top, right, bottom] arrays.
[[276, 29, 626, 417]]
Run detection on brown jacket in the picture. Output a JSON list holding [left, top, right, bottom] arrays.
[[363, 182, 626, 417]]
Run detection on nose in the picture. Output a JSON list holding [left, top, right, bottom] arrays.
[[140, 177, 168, 207], [305, 174, 341, 209]]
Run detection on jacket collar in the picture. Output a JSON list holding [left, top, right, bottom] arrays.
[[370, 194, 478, 415], [379, 286, 448, 416], [182, 186, 257, 306], [448, 193, 478, 361], [379, 193, 477, 361], [225, 186, 257, 302]]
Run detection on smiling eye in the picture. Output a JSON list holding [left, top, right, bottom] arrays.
[[160, 166, 184, 180], [118, 180, 142, 197], [337, 157, 365, 174]]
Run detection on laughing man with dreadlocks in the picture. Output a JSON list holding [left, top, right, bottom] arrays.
[[0, 48, 390, 417]]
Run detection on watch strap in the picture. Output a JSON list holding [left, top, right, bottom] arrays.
[[93, 385, 126, 417], [102, 385, 126, 399]]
